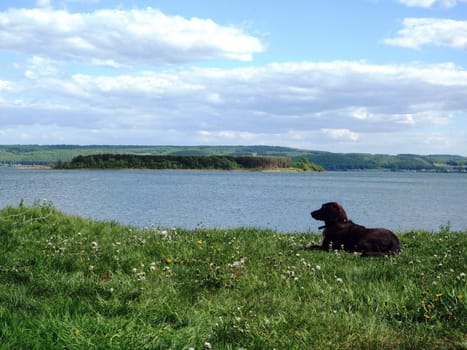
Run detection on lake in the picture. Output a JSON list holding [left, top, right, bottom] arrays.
[[1, 168, 466, 233]]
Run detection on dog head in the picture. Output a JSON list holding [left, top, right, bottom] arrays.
[[311, 202, 348, 226]]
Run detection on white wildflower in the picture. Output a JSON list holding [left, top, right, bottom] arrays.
[[229, 257, 247, 269]]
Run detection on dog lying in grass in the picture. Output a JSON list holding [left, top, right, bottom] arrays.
[[308, 202, 400, 257]]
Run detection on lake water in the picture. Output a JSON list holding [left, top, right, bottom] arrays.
[[1, 168, 466, 233]]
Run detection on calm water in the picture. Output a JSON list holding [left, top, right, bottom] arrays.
[[1, 168, 466, 233]]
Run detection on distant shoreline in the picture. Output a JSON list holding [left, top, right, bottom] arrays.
[[1, 145, 466, 172], [15, 166, 315, 173], [13, 165, 53, 170]]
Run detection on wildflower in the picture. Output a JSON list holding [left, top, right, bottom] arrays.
[[150, 262, 157, 271], [315, 265, 321, 271], [91, 241, 98, 250], [424, 313, 431, 319], [435, 293, 443, 298], [336, 277, 343, 284], [229, 257, 247, 269], [197, 240, 203, 245], [457, 294, 463, 300], [165, 258, 173, 264], [89, 265, 95, 272], [204, 342, 212, 350], [137, 272, 146, 280]]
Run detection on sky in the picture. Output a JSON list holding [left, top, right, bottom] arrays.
[[0, 0, 466, 155]]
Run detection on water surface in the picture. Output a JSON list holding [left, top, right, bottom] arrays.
[[1, 168, 465, 232]]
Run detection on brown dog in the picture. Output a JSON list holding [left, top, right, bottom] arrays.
[[308, 202, 400, 256]]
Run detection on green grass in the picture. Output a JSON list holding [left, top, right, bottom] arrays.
[[1, 203, 466, 349]]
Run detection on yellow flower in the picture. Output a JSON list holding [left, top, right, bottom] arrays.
[[424, 313, 430, 319], [457, 294, 463, 300], [197, 240, 203, 245], [165, 258, 173, 264], [435, 293, 443, 298]]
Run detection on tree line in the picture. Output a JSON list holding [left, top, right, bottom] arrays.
[[55, 154, 324, 171]]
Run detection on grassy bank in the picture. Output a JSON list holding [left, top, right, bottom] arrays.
[[1, 204, 466, 349]]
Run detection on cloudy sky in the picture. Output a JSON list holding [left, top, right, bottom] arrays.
[[0, 0, 466, 155]]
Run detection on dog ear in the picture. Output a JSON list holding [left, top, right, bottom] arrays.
[[330, 202, 348, 221]]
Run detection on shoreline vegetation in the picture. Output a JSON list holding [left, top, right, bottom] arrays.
[[1, 203, 466, 349], [1, 145, 466, 172], [54, 154, 325, 172]]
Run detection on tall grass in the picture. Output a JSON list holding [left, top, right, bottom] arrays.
[[1, 203, 466, 349]]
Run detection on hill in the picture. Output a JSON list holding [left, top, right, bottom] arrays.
[[1, 145, 466, 172]]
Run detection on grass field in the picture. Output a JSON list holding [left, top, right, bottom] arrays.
[[1, 203, 466, 349]]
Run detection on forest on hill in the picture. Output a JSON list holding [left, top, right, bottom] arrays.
[[54, 153, 324, 171], [1, 145, 466, 172]]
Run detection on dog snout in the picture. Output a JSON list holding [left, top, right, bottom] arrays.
[[311, 209, 323, 220]]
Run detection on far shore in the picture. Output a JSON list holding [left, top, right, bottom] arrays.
[[13, 165, 317, 172], [13, 165, 53, 170]]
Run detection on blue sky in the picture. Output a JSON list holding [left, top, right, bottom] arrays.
[[0, 0, 466, 155]]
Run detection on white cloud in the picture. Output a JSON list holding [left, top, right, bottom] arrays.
[[1, 60, 466, 153], [0, 8, 264, 66], [0, 80, 10, 90], [320, 129, 360, 141], [385, 18, 467, 50], [397, 0, 467, 7], [23, 56, 61, 79]]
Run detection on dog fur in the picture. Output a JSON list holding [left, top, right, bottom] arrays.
[[308, 202, 400, 257]]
